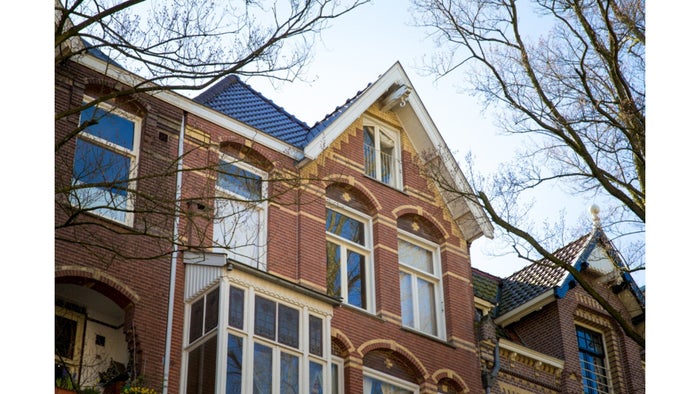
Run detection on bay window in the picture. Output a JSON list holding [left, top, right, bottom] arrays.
[[184, 277, 332, 394]]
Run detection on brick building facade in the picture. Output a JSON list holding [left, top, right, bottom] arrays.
[[55, 42, 643, 394], [472, 221, 645, 393]]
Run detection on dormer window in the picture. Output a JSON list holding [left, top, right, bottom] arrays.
[[363, 122, 402, 188]]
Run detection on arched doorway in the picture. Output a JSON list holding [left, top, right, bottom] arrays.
[[55, 282, 131, 392]]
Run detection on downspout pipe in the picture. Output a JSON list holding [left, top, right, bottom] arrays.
[[162, 111, 187, 394], [482, 339, 501, 394]]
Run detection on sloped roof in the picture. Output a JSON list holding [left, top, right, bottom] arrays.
[[485, 227, 645, 326], [193, 62, 494, 241], [497, 234, 590, 316], [194, 75, 311, 148], [307, 83, 371, 141], [472, 268, 501, 305]]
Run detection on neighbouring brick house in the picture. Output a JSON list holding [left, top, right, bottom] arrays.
[[472, 213, 645, 394], [56, 36, 498, 394]]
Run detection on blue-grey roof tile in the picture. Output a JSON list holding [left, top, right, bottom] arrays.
[[307, 83, 371, 142], [194, 76, 311, 148]]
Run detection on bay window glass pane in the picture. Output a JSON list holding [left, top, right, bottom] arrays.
[[400, 272, 414, 328], [417, 278, 437, 335], [229, 286, 245, 329], [326, 209, 364, 245], [253, 343, 273, 394], [326, 242, 342, 298], [398, 240, 432, 274], [217, 161, 262, 200], [226, 334, 244, 394], [309, 315, 323, 357], [309, 361, 324, 394], [280, 352, 299, 394], [189, 298, 204, 343], [80, 105, 135, 149], [255, 296, 277, 340], [347, 251, 365, 308], [278, 304, 300, 348], [331, 363, 339, 394], [204, 288, 219, 333], [186, 336, 217, 394]]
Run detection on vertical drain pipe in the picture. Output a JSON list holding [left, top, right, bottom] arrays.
[[162, 112, 187, 394]]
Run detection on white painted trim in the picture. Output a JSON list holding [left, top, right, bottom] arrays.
[[73, 54, 305, 161], [304, 63, 406, 159], [499, 339, 565, 370], [494, 290, 556, 327], [362, 367, 420, 393], [325, 200, 376, 314]]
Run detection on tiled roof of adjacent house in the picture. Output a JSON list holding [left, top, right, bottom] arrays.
[[496, 233, 591, 316], [472, 268, 501, 305], [194, 75, 312, 149]]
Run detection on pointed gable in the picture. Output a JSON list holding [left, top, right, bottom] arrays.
[[492, 227, 645, 326], [304, 62, 494, 242]]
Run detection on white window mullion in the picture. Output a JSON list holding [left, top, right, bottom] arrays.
[[216, 279, 230, 393]]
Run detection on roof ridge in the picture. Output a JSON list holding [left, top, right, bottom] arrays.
[[306, 82, 372, 143], [472, 267, 503, 281], [505, 231, 593, 280], [194, 75, 238, 105]]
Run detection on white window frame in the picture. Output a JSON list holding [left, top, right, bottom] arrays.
[[70, 97, 141, 226], [397, 230, 446, 339], [325, 200, 376, 313], [362, 367, 419, 394], [362, 118, 403, 189], [331, 356, 344, 394], [575, 324, 614, 394], [182, 278, 334, 394], [213, 154, 268, 270]]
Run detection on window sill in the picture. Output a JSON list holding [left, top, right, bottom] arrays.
[[362, 173, 407, 195], [337, 303, 384, 322], [399, 326, 455, 348]]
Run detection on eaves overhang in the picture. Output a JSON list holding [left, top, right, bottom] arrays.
[[72, 53, 305, 161], [499, 339, 565, 370], [494, 289, 556, 327], [183, 250, 341, 307]]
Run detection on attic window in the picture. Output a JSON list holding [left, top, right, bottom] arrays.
[[363, 121, 402, 188]]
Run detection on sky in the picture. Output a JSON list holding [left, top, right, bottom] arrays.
[[2, 0, 696, 389], [243, 0, 606, 280]]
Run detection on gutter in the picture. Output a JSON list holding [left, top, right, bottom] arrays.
[[162, 112, 187, 394], [494, 290, 556, 327]]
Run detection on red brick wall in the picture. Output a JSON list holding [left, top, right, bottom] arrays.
[[55, 60, 184, 392]]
